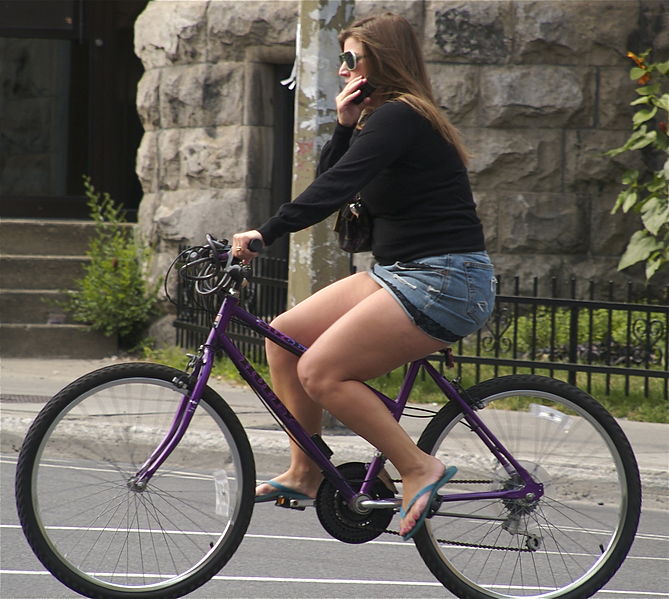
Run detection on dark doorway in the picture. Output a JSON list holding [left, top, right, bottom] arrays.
[[0, 0, 147, 219]]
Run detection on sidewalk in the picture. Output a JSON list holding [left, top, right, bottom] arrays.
[[2, 356, 667, 508]]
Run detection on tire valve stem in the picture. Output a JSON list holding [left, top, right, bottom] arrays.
[[599, 543, 605, 554]]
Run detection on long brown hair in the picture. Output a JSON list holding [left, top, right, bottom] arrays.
[[339, 13, 469, 165]]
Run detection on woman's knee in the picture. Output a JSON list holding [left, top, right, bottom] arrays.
[[296, 352, 337, 404]]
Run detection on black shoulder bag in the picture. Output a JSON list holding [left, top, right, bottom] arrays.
[[333, 194, 372, 253]]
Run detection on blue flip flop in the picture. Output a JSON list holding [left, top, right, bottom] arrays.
[[400, 465, 457, 541], [254, 479, 313, 504]]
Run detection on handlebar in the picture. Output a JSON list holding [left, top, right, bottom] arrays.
[[166, 235, 263, 302], [248, 238, 264, 253]]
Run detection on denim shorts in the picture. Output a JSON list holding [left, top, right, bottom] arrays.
[[369, 252, 496, 344]]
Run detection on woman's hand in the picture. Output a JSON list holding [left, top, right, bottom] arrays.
[[336, 76, 371, 127], [231, 230, 263, 262]]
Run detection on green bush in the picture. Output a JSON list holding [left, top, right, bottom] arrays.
[[64, 176, 158, 346], [476, 306, 665, 367], [606, 50, 669, 280]]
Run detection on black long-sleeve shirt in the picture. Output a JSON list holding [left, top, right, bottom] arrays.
[[257, 101, 485, 264]]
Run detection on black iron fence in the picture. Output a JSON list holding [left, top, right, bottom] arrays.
[[449, 277, 668, 400], [175, 254, 288, 364], [174, 260, 668, 400]]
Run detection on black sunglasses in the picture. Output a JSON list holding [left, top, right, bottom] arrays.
[[339, 50, 365, 70]]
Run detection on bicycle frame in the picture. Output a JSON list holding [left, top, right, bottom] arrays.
[[133, 292, 543, 508]]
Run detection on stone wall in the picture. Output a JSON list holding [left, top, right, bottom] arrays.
[[134, 0, 298, 282], [134, 0, 669, 292]]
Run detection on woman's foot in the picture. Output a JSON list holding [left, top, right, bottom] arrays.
[[399, 457, 454, 538], [255, 470, 322, 502]]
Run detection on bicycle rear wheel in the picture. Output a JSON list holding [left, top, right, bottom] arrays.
[[15, 362, 255, 599], [414, 374, 641, 599]]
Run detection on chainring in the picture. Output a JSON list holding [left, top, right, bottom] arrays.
[[315, 462, 395, 544]]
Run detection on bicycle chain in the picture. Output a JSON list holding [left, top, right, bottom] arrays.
[[380, 478, 534, 552], [378, 526, 533, 552]]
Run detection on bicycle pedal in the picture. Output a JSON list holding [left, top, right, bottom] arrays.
[[274, 496, 314, 510], [427, 497, 441, 518]]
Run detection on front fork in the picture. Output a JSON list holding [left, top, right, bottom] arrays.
[[129, 348, 210, 492]]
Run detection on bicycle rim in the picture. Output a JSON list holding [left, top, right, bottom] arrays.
[[415, 375, 640, 599], [17, 364, 254, 598]]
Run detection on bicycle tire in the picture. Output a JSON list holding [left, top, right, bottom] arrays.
[[413, 374, 641, 599], [15, 362, 256, 599]]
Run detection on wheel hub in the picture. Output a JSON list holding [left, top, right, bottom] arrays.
[[315, 462, 395, 544]]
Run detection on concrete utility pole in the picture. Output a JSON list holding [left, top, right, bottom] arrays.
[[287, 0, 354, 309], [289, 0, 354, 430]]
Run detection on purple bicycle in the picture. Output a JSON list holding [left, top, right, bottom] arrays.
[[15, 237, 641, 599]]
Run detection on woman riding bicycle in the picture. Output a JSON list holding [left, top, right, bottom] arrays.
[[232, 12, 496, 539]]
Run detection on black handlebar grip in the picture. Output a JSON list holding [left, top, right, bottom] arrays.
[[248, 238, 264, 253]]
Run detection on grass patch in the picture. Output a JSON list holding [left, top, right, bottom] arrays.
[[140, 346, 668, 424]]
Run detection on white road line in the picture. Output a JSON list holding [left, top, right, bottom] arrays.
[[0, 570, 666, 596], [2, 524, 667, 562]]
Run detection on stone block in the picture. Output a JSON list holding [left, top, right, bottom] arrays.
[[640, 1, 669, 56], [157, 129, 182, 191], [497, 192, 588, 254], [563, 130, 643, 195], [243, 63, 275, 127], [588, 191, 640, 258], [136, 131, 159, 194], [134, 0, 208, 69], [246, 188, 273, 228], [465, 128, 562, 192], [180, 126, 246, 189], [207, 0, 298, 62], [159, 63, 243, 129], [480, 66, 595, 128], [598, 66, 637, 130], [428, 63, 479, 126], [425, 1, 514, 63], [205, 63, 245, 125], [354, 0, 424, 31], [245, 126, 274, 190], [489, 253, 567, 288], [513, 1, 638, 65], [136, 69, 161, 130], [472, 191, 499, 253], [153, 189, 250, 246], [137, 193, 160, 244]]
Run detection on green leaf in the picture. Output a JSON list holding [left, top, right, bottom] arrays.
[[630, 66, 647, 80], [632, 106, 658, 127], [654, 94, 669, 112], [631, 96, 651, 106], [636, 82, 662, 96], [655, 60, 669, 76], [618, 230, 662, 270], [641, 197, 669, 236], [645, 251, 666, 279], [621, 169, 639, 185], [612, 188, 632, 213], [664, 158, 669, 180], [627, 129, 656, 151], [622, 189, 639, 212]]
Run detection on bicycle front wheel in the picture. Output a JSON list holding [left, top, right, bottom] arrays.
[[414, 374, 641, 599], [15, 362, 255, 599]]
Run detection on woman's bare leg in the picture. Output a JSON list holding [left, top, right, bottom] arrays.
[[295, 287, 449, 535], [257, 272, 383, 498]]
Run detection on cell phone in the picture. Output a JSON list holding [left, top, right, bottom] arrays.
[[352, 81, 376, 104]]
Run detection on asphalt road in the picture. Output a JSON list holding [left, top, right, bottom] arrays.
[[2, 453, 668, 599]]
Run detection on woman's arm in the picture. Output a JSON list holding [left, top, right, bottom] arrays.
[[258, 102, 422, 246]]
